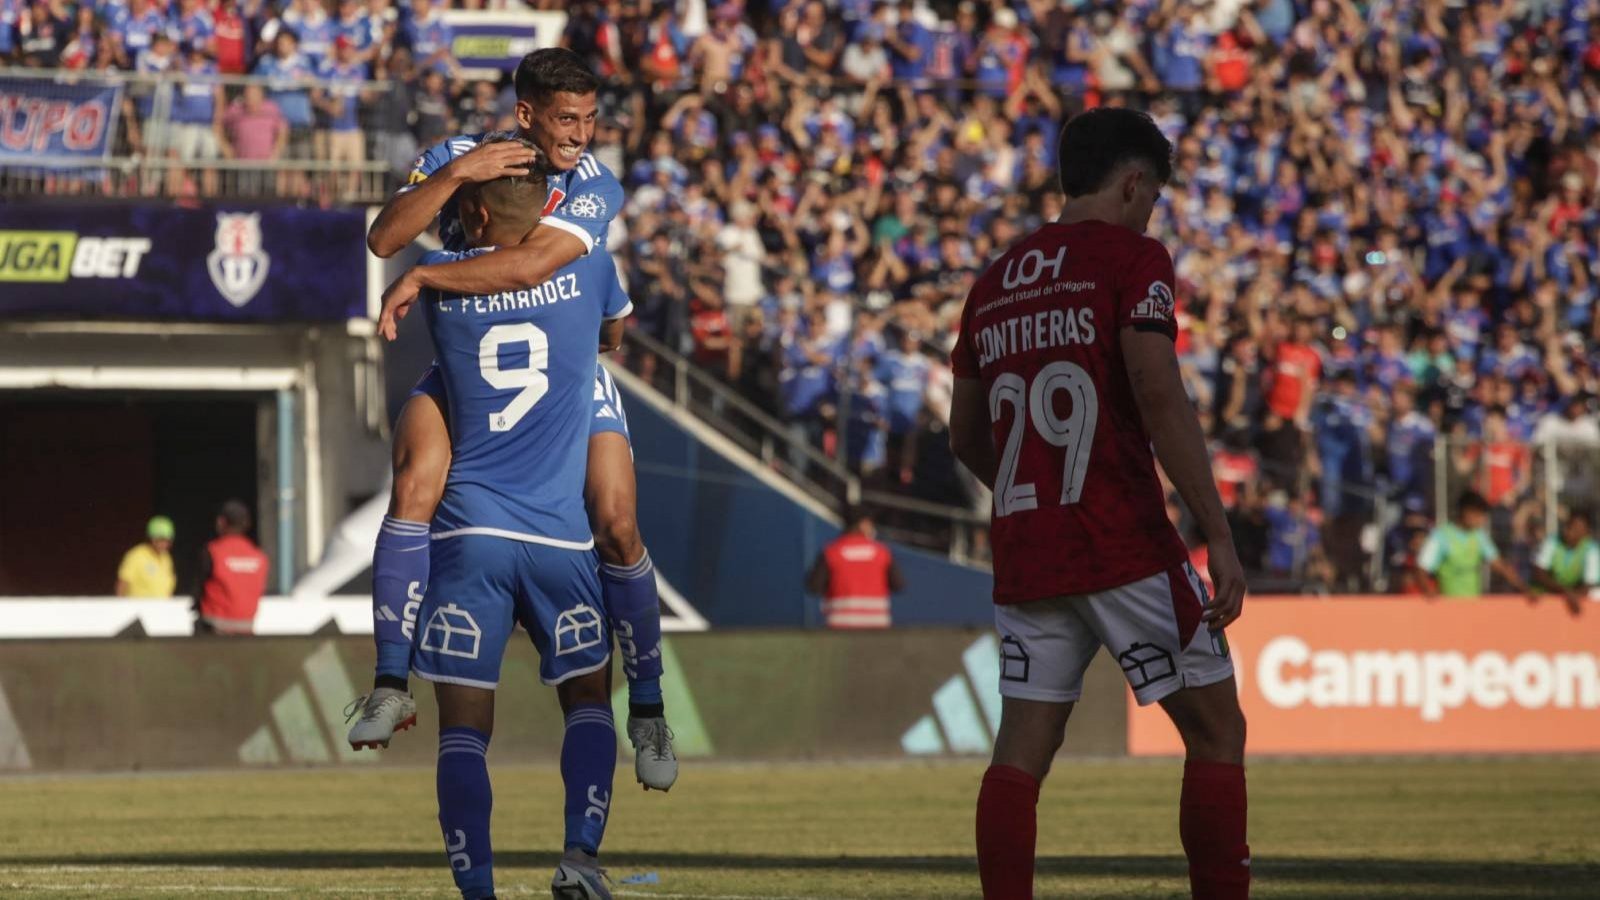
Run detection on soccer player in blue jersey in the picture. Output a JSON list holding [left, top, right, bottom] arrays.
[[349, 49, 677, 792], [414, 154, 622, 900]]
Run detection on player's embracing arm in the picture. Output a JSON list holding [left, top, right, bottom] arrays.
[[1118, 238, 1247, 628], [948, 295, 998, 490], [379, 162, 626, 340], [598, 256, 634, 353], [367, 138, 537, 258]]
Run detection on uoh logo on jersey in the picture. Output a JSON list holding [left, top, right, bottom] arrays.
[[1002, 246, 1066, 289], [206, 212, 270, 307]]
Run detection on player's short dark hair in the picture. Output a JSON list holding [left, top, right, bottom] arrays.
[[514, 48, 600, 104], [471, 135, 550, 233], [218, 499, 252, 533], [1458, 491, 1489, 516], [1056, 107, 1173, 198]]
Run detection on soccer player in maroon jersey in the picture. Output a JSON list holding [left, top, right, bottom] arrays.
[[949, 107, 1250, 899]]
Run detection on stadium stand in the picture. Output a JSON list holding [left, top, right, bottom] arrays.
[[3, 0, 1598, 593]]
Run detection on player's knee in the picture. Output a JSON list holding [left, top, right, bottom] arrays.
[[557, 670, 611, 710], [392, 453, 447, 522], [1180, 701, 1246, 764], [593, 510, 643, 567]]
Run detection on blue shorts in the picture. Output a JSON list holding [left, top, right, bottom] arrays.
[[411, 362, 630, 442], [411, 534, 608, 689]]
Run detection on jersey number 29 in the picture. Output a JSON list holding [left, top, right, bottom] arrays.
[[989, 361, 1099, 517], [479, 323, 549, 432]]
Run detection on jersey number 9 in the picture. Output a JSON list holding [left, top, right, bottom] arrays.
[[478, 323, 550, 432]]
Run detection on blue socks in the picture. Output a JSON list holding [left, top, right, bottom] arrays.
[[561, 705, 617, 855], [437, 727, 494, 899], [601, 550, 664, 711], [374, 516, 430, 686]]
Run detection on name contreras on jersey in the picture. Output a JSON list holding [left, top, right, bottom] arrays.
[[436, 273, 583, 315], [974, 306, 1098, 368]]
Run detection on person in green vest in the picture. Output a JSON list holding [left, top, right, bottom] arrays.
[[1532, 510, 1599, 616], [1418, 490, 1531, 598]]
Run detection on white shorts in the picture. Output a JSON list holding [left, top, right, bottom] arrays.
[[993, 562, 1234, 707], [175, 123, 220, 160]]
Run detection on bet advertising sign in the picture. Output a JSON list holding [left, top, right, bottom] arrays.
[[0, 76, 121, 161], [1129, 597, 1600, 754], [0, 203, 367, 322], [442, 10, 568, 80]]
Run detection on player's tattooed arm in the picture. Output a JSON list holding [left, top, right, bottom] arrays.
[[367, 141, 539, 257], [1122, 328, 1247, 629], [948, 377, 998, 490]]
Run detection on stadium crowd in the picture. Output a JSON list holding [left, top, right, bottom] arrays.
[[5, 0, 1600, 592]]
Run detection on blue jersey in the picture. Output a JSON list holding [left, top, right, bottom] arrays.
[[401, 133, 623, 257], [421, 247, 631, 547]]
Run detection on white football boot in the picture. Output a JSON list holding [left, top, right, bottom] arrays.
[[627, 717, 678, 792], [344, 687, 417, 750], [551, 848, 612, 900]]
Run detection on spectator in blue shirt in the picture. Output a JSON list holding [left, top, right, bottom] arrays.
[[280, 0, 334, 68], [167, 43, 225, 194], [1265, 491, 1320, 577], [1423, 191, 1471, 282], [1312, 371, 1374, 519], [316, 34, 367, 199], [0, 0, 21, 57], [404, 0, 455, 76], [1386, 385, 1437, 505], [1478, 323, 1539, 380], [844, 355, 889, 478], [171, 0, 214, 55], [333, 0, 376, 64], [885, 0, 931, 85], [1157, 5, 1210, 119], [120, 0, 172, 62], [254, 28, 315, 182]]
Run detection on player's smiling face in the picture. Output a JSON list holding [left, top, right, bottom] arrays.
[[516, 91, 598, 172]]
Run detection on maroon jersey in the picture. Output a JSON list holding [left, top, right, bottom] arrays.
[[951, 220, 1188, 604]]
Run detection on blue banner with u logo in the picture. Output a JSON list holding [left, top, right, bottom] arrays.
[[0, 77, 122, 160], [0, 203, 367, 322]]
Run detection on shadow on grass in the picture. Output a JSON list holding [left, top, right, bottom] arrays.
[[3, 852, 1597, 892]]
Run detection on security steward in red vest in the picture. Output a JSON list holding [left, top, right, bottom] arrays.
[[806, 510, 906, 628], [193, 499, 270, 636]]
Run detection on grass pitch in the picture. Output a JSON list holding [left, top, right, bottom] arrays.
[[1, 758, 1596, 898]]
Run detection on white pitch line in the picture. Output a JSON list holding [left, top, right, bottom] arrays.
[[2, 883, 843, 900], [616, 892, 834, 900], [0, 865, 227, 873]]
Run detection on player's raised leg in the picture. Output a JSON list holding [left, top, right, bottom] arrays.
[[551, 668, 618, 899], [587, 369, 677, 792], [1160, 680, 1250, 900], [348, 385, 451, 749]]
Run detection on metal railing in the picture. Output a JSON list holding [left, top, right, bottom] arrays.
[[1, 67, 401, 204], [617, 329, 991, 562]]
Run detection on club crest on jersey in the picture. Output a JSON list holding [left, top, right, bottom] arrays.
[[566, 193, 606, 219], [541, 188, 567, 217], [1131, 281, 1175, 322], [206, 212, 270, 308]]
